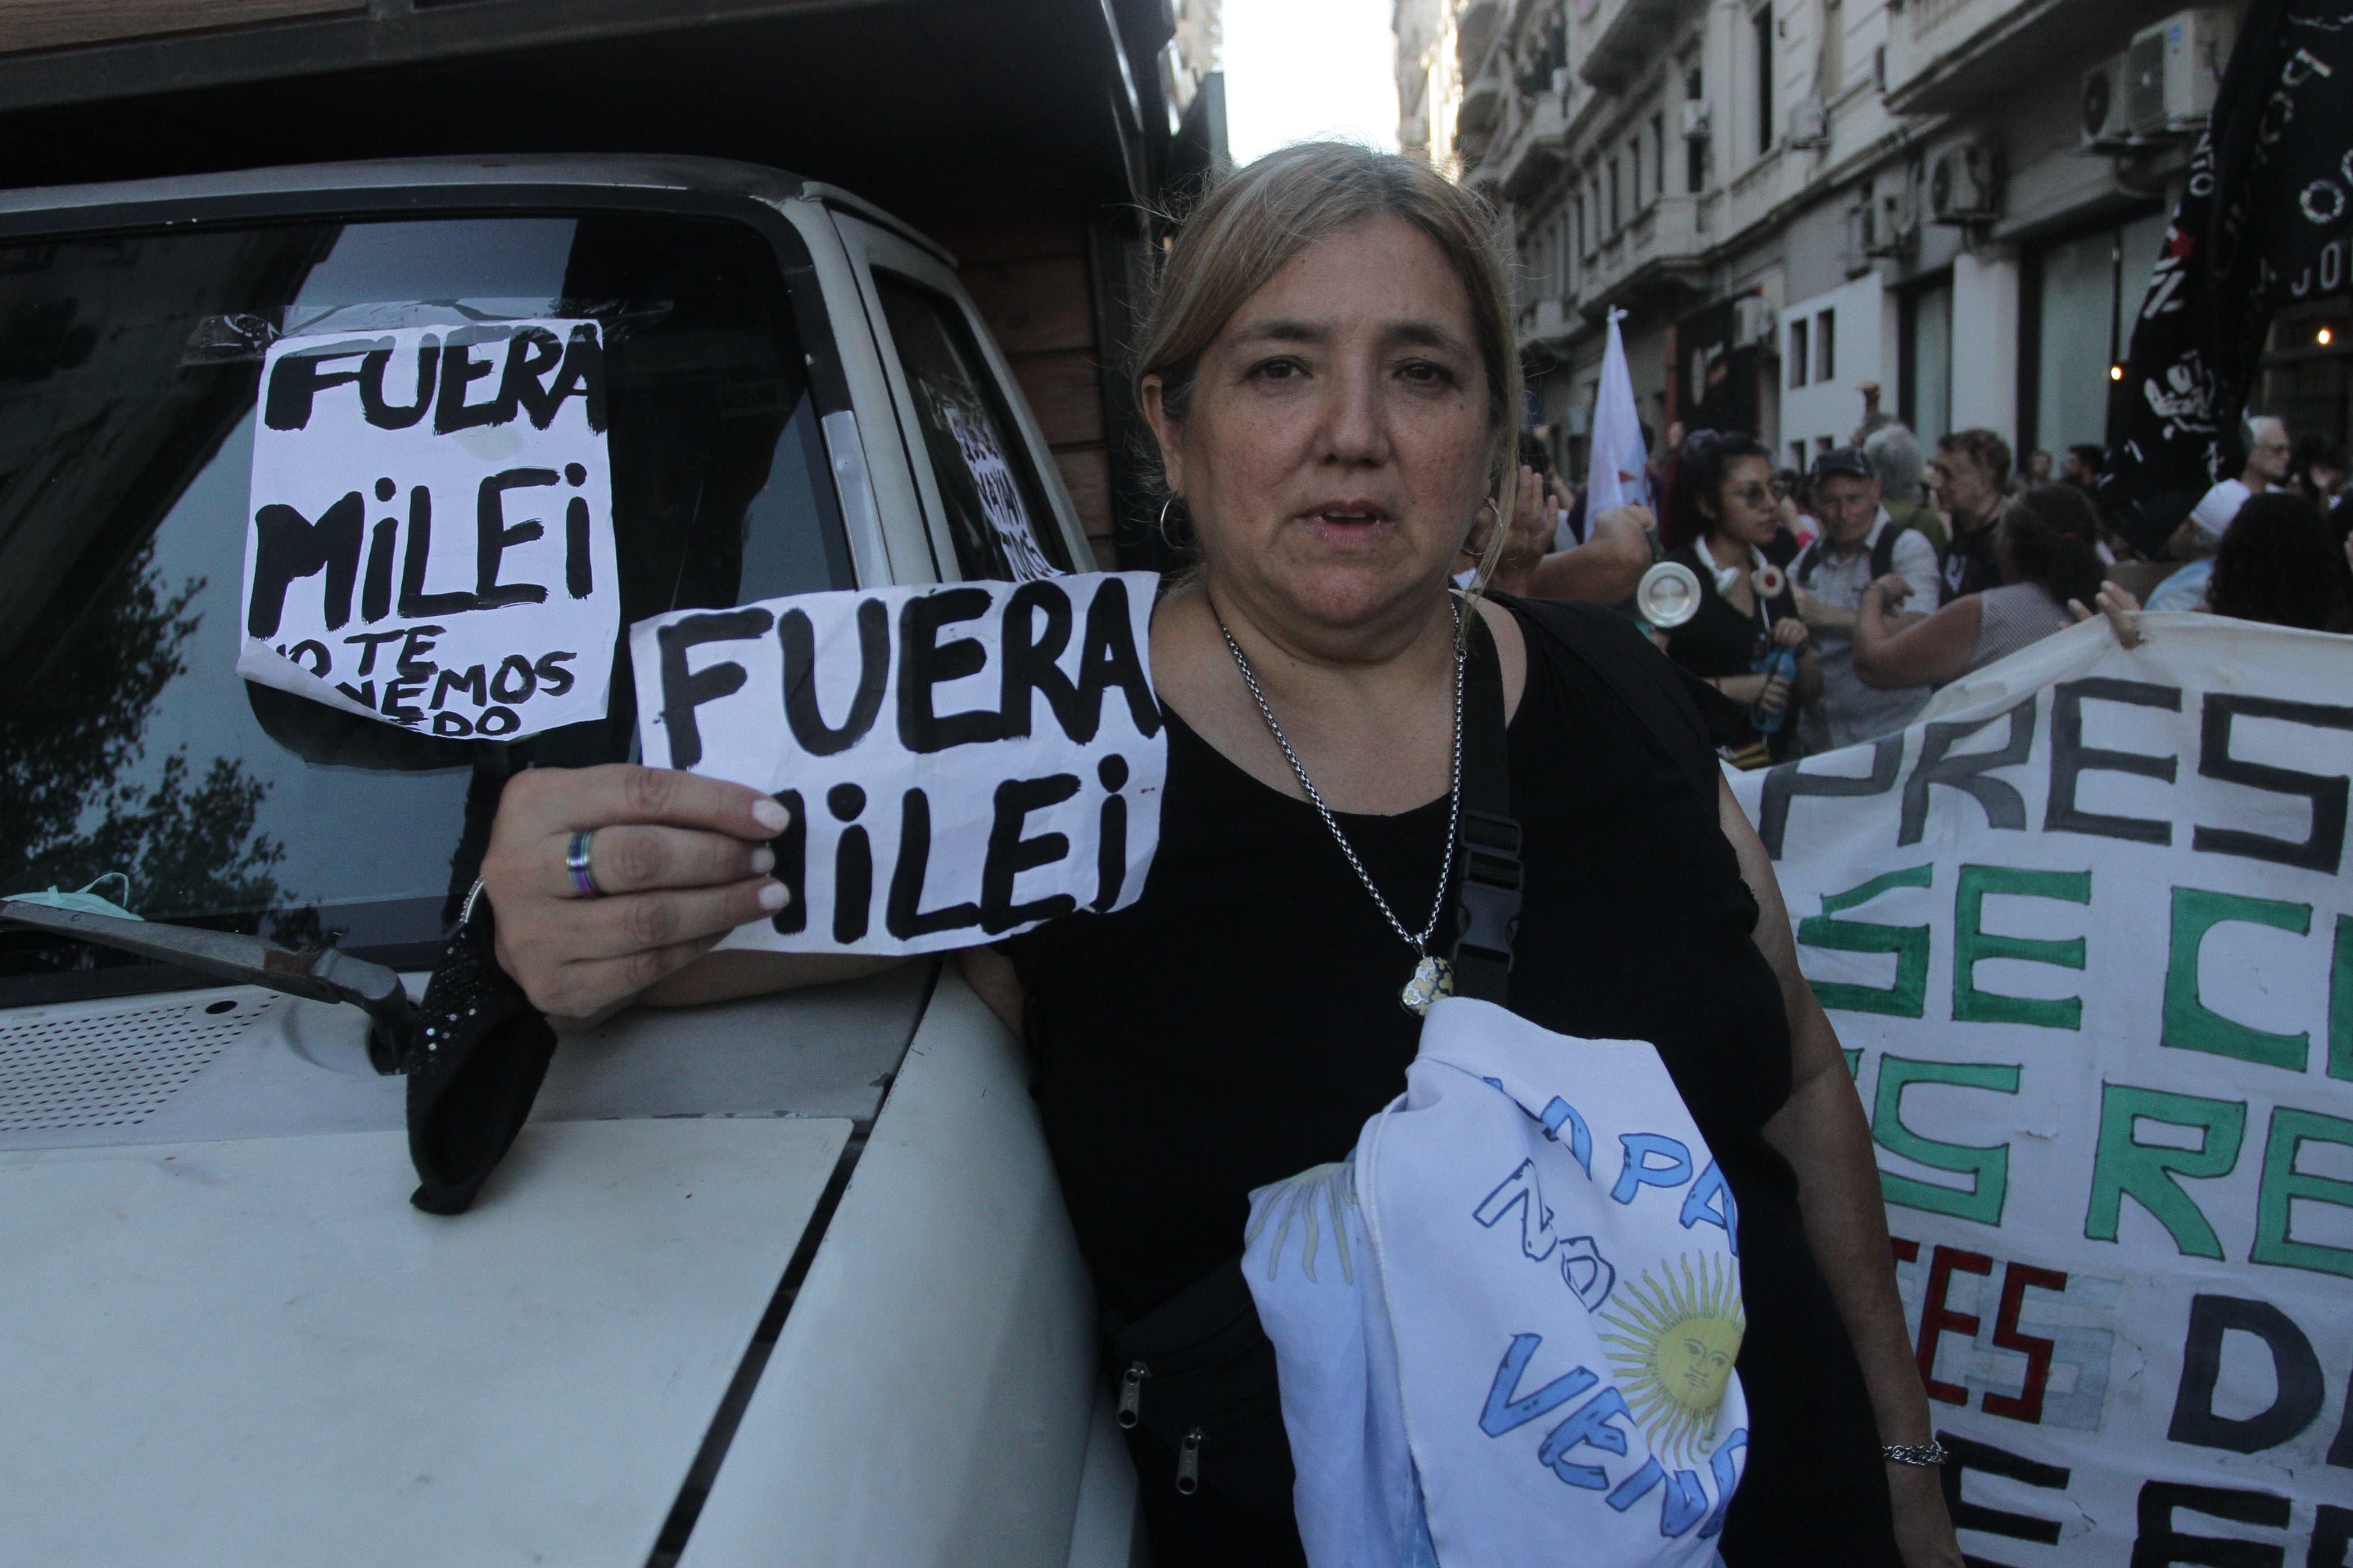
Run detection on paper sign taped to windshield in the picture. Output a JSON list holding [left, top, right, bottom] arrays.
[[631, 573, 1166, 954], [236, 319, 620, 740]]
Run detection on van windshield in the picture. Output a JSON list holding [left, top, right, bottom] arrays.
[[0, 211, 853, 1003]]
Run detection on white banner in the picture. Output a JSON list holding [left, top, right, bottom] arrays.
[[631, 572, 1166, 956], [238, 321, 620, 739], [1730, 614, 2353, 1565]]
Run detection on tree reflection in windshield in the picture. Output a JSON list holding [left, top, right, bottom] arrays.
[[1, 538, 301, 947]]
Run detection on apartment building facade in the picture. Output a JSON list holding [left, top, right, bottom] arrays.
[[1416, 0, 2270, 484], [1398, 0, 1467, 170]]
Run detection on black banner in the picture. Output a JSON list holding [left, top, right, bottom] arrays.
[[2102, 1, 2353, 549]]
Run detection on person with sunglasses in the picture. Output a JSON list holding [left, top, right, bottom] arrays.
[[1655, 431, 1821, 765]]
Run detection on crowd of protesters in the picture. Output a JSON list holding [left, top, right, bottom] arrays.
[[1482, 399, 2353, 766]]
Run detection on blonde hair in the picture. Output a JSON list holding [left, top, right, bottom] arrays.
[[1135, 142, 1524, 582]]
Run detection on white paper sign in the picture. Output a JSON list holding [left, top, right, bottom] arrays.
[[1730, 614, 2353, 1563], [631, 572, 1166, 954], [237, 319, 620, 739], [929, 389, 1058, 582]]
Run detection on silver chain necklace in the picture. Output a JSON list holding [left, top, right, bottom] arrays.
[[1214, 594, 1466, 1016]]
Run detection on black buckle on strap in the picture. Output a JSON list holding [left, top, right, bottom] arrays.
[[1454, 807, 1522, 973]]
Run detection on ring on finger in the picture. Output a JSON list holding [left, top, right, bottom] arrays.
[[567, 828, 606, 899]]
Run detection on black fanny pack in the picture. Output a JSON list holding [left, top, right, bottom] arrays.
[[1107, 1256, 1294, 1517], [1107, 607, 1523, 1514]]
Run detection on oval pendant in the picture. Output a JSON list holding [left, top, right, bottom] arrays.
[[1400, 954, 1455, 1017]]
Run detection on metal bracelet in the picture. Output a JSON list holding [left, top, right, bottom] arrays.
[[1882, 1441, 1950, 1467]]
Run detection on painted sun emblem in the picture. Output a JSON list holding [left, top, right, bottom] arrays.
[[1598, 1253, 1746, 1465]]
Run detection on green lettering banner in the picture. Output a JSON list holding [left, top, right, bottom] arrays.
[[1733, 615, 2353, 1553]]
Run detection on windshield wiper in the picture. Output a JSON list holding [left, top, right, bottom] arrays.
[[0, 899, 420, 1074]]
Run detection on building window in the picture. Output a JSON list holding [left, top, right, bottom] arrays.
[[2029, 213, 2170, 456], [1788, 317, 1809, 389], [1753, 5, 1775, 157], [1609, 158, 1621, 231], [1901, 278, 1954, 444], [1652, 113, 1667, 202], [1684, 64, 1708, 193], [1815, 309, 1836, 382], [1630, 138, 1644, 208], [1574, 193, 1587, 258]]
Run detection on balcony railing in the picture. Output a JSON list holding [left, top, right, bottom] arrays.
[[1496, 88, 1568, 202], [1578, 0, 1705, 93], [1459, 62, 1504, 142], [1517, 296, 1575, 347], [1577, 194, 1706, 309], [1882, 0, 2179, 116], [1457, 0, 1505, 75]]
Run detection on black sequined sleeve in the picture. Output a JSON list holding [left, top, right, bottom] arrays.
[[405, 894, 558, 1215]]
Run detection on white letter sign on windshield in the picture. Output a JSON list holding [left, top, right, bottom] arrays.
[[236, 319, 620, 740], [631, 573, 1167, 955]]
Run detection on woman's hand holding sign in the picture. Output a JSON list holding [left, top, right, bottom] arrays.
[[474, 573, 1167, 1020], [481, 764, 790, 1018]]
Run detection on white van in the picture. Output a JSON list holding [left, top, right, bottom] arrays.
[[0, 156, 1137, 1568]]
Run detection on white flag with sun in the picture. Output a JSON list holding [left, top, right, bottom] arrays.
[[1246, 997, 1748, 1568]]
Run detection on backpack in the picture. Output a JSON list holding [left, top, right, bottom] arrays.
[[1790, 519, 1912, 590]]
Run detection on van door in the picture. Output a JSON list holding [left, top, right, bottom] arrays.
[[828, 213, 1094, 582]]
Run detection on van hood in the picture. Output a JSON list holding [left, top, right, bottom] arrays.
[[0, 966, 928, 1566]]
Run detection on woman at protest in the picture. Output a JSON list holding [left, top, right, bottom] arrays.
[[430, 145, 1958, 1568], [1654, 431, 1819, 765], [1852, 481, 2102, 689], [2207, 491, 2353, 633]]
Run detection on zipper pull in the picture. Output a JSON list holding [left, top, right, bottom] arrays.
[[1175, 1427, 1203, 1495], [1117, 1362, 1149, 1429]]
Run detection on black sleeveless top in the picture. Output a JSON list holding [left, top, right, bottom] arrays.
[[1005, 597, 1889, 1542]]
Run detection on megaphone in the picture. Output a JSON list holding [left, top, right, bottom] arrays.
[[1634, 560, 1703, 629]]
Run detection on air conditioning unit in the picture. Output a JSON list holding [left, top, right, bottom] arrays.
[[1860, 182, 1918, 257], [1733, 295, 1778, 348], [1929, 141, 2001, 224], [2082, 54, 2134, 148], [1562, 404, 1592, 438], [1787, 96, 1830, 148], [1680, 100, 1712, 140], [2127, 8, 2235, 138]]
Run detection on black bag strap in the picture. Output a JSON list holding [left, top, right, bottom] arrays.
[[1870, 519, 1904, 581], [1449, 605, 1522, 1005], [1495, 593, 1726, 804]]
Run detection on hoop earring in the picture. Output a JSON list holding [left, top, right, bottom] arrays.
[[1156, 493, 1186, 550]]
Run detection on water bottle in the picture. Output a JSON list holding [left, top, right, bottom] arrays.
[[1751, 645, 1796, 734]]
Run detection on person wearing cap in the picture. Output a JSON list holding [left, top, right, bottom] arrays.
[[2146, 477, 2250, 611], [1790, 447, 1943, 751], [1855, 483, 2107, 689]]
